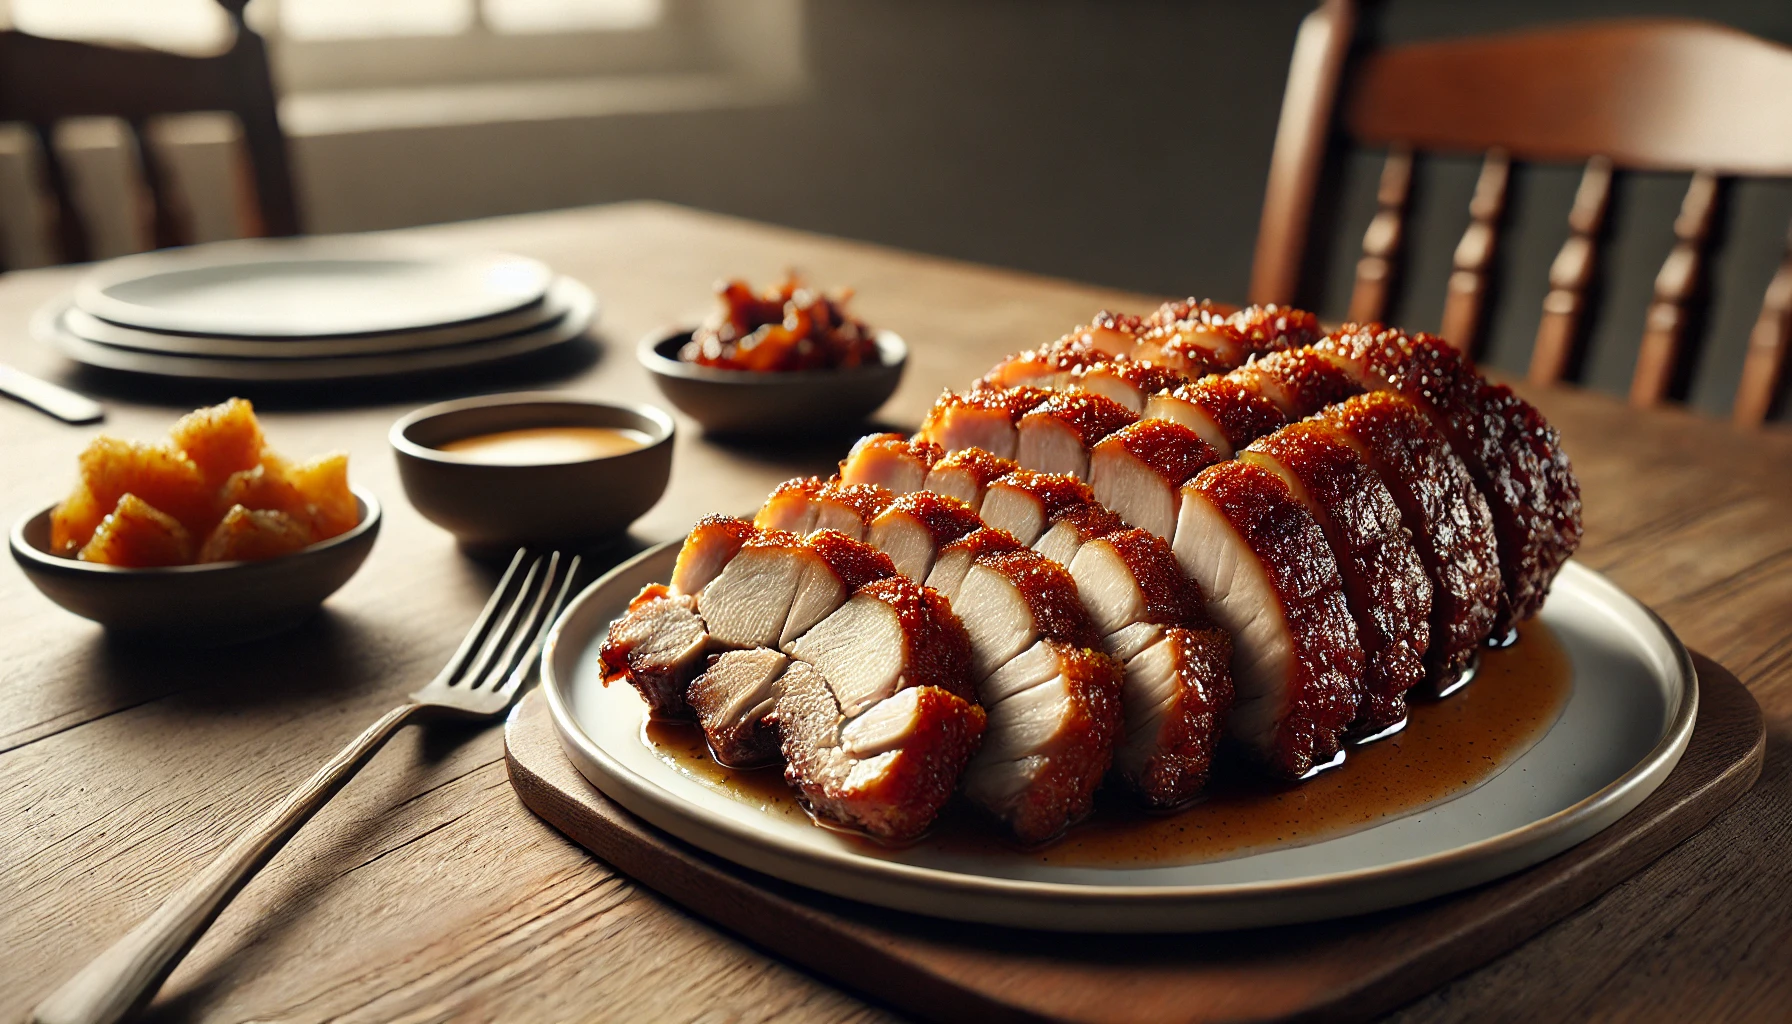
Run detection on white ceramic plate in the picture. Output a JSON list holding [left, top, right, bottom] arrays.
[[35, 278, 596, 383], [74, 238, 553, 338], [542, 542, 1696, 933]]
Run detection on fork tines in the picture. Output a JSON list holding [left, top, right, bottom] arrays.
[[422, 550, 581, 701]]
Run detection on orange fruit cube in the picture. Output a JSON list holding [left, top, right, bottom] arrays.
[[78, 494, 194, 567]]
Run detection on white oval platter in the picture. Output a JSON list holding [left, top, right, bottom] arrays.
[[541, 539, 1696, 933]]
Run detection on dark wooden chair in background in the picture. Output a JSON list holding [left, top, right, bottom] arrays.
[[0, 0, 299, 271], [1250, 0, 1792, 427]]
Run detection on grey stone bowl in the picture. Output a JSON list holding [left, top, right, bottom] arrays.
[[638, 327, 906, 435]]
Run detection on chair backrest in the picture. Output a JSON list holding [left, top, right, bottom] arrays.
[[0, 0, 299, 270], [1251, 1, 1792, 427]]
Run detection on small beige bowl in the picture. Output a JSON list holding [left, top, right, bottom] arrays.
[[10, 488, 381, 645], [639, 327, 906, 435], [390, 392, 674, 550]]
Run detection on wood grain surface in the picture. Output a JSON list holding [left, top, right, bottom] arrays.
[[506, 652, 1763, 1024], [3, 202, 1790, 1023]]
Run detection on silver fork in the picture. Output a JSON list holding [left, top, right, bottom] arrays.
[[31, 550, 581, 1024]]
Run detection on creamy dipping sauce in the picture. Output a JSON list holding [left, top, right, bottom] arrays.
[[437, 426, 650, 465], [644, 620, 1574, 866]]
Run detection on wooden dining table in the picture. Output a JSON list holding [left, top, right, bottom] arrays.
[[1, 202, 1787, 1023]]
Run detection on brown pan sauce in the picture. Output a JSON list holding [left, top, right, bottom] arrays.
[[644, 620, 1573, 867]]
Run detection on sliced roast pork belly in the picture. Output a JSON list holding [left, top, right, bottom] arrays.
[[839, 433, 943, 494], [1033, 502, 1126, 567], [779, 530, 900, 647], [926, 527, 1025, 599], [601, 584, 710, 718], [866, 491, 984, 581], [1089, 419, 1224, 541], [916, 386, 1053, 459], [953, 547, 1100, 679], [696, 529, 808, 649], [1242, 423, 1432, 736], [1114, 626, 1234, 808], [812, 481, 894, 541], [1144, 374, 1289, 458], [979, 470, 1102, 547], [670, 514, 759, 595], [962, 640, 1124, 843], [1067, 528, 1234, 806], [922, 448, 1018, 510], [779, 576, 983, 841], [1173, 460, 1364, 778], [1075, 309, 1147, 357], [1014, 391, 1137, 480], [981, 336, 1109, 390], [755, 477, 826, 534], [1073, 356, 1188, 413], [1234, 348, 1364, 420], [1315, 326, 1582, 631], [1322, 391, 1501, 691], [1133, 302, 1311, 375], [687, 649, 789, 767]]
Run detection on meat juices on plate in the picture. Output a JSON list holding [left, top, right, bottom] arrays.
[[1088, 419, 1224, 542], [915, 386, 1052, 459], [1242, 423, 1432, 737], [839, 433, 943, 495], [865, 491, 985, 582], [921, 448, 1018, 510], [1315, 325, 1582, 634], [1013, 391, 1137, 481], [1321, 391, 1501, 692], [1173, 460, 1364, 779], [780, 576, 984, 842]]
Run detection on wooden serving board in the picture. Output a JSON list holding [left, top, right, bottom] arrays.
[[505, 653, 1763, 1024]]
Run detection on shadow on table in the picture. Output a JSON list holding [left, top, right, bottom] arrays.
[[60, 334, 605, 413]]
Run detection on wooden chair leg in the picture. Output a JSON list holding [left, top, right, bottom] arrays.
[[29, 122, 90, 265], [1732, 222, 1792, 427], [1632, 171, 1720, 407], [1439, 150, 1509, 359], [1530, 158, 1613, 386]]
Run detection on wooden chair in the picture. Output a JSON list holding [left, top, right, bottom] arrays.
[[1249, 1, 1792, 427], [0, 0, 299, 270]]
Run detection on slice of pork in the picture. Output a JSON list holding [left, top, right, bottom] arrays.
[[1243, 422, 1432, 736], [979, 470, 1101, 547], [962, 640, 1124, 844], [1014, 391, 1137, 480], [670, 515, 759, 596], [812, 481, 894, 541], [754, 477, 826, 535], [687, 649, 789, 767], [1032, 502, 1125, 568], [1315, 325, 1582, 631], [777, 661, 985, 843], [1088, 420, 1223, 541], [1113, 625, 1234, 809], [600, 584, 710, 718], [697, 529, 807, 649], [980, 337, 1109, 390], [1067, 528, 1202, 636], [839, 433, 943, 495], [780, 530, 899, 647], [786, 575, 977, 716], [954, 548, 1098, 680], [925, 527, 1025, 600], [1143, 374, 1288, 459], [921, 448, 1018, 511], [1072, 357, 1187, 413], [1173, 460, 1363, 779], [1232, 347, 1363, 420], [865, 491, 984, 581], [915, 386, 1052, 459], [1322, 390, 1501, 691]]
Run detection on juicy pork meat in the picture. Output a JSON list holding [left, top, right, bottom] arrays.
[[981, 336, 1111, 391], [600, 583, 709, 718], [780, 577, 983, 841], [979, 470, 1104, 547], [1032, 502, 1126, 567], [922, 448, 1018, 510], [812, 481, 895, 541], [687, 649, 789, 767], [1315, 325, 1581, 632], [953, 547, 1099, 678], [1321, 391, 1501, 691], [1144, 375, 1289, 458], [697, 528, 896, 650], [1242, 423, 1432, 736], [1173, 460, 1364, 778], [1014, 391, 1138, 480], [925, 527, 1026, 599], [755, 477, 826, 534], [866, 491, 985, 581], [1075, 356, 1188, 413], [839, 433, 943, 495], [962, 641, 1124, 844], [670, 514, 759, 595], [916, 386, 1052, 459], [1234, 348, 1364, 420], [1088, 419, 1224, 541]]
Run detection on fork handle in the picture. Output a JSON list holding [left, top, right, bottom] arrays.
[[31, 702, 421, 1024]]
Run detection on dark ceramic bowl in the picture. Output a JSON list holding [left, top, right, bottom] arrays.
[[390, 392, 674, 550], [10, 487, 381, 645], [638, 327, 906, 434]]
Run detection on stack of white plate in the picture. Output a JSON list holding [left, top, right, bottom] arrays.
[[32, 238, 598, 383]]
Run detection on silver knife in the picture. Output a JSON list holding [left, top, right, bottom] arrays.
[[0, 363, 104, 424]]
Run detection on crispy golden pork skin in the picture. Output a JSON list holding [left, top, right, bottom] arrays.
[[1174, 461, 1363, 778], [812, 481, 895, 541], [978, 469, 1105, 547], [1243, 422, 1432, 735], [916, 386, 1053, 459], [922, 448, 1018, 511], [925, 526, 1026, 598], [1315, 325, 1582, 632], [1015, 391, 1138, 481], [866, 491, 985, 581], [1074, 357, 1188, 413], [839, 433, 943, 495], [754, 477, 827, 534], [1321, 391, 1501, 691], [1235, 347, 1365, 419], [1145, 374, 1290, 458], [670, 514, 759, 596], [780, 576, 983, 841]]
